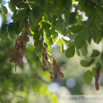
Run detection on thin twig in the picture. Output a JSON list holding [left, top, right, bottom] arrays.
[[34, 55, 41, 80], [85, 0, 100, 8], [35, 25, 43, 57], [35, 44, 39, 57]]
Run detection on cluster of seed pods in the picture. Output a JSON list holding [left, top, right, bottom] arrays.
[[34, 43, 64, 80], [6, 21, 64, 80], [6, 21, 29, 71], [42, 43, 64, 79]]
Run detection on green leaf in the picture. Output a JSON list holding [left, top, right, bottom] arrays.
[[60, 43, 63, 53], [80, 59, 95, 67], [79, 28, 88, 41], [75, 34, 85, 49], [29, 11, 38, 24], [0, 25, 8, 39], [42, 22, 51, 29], [69, 25, 83, 33], [33, 32, 39, 40], [45, 29, 51, 39], [95, 18, 101, 30], [52, 32, 58, 42], [95, 34, 102, 44], [68, 41, 75, 47], [68, 12, 77, 24], [62, 36, 70, 43], [1, 24, 8, 34], [81, 42, 88, 56], [49, 38, 53, 45], [89, 59, 95, 65], [101, 51, 103, 64], [9, 32, 16, 39], [15, 21, 23, 34], [40, 0, 46, 7], [76, 48, 80, 56], [12, 8, 30, 22], [65, 46, 75, 58], [91, 49, 100, 57], [61, 28, 67, 36], [92, 67, 97, 77], [83, 70, 92, 83], [32, 5, 41, 19], [1, 5, 7, 14], [8, 22, 16, 33], [8, 1, 16, 13], [46, 45, 51, 52], [0, 0, 2, 4], [98, 12, 103, 23], [80, 60, 90, 67], [51, 26, 55, 34], [58, 38, 62, 46], [34, 40, 42, 53]]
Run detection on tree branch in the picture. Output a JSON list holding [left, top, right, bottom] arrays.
[[85, 0, 100, 8]]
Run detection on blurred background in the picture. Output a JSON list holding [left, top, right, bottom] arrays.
[[0, 0, 103, 103]]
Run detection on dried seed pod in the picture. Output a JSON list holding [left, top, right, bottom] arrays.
[[53, 58, 61, 73], [6, 21, 29, 71], [48, 58, 54, 79], [53, 58, 64, 78], [42, 44, 47, 71], [18, 55, 22, 66], [59, 72, 64, 78], [95, 65, 100, 90]]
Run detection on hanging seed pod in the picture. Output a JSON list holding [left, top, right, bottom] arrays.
[[6, 21, 29, 71], [18, 55, 22, 66], [59, 72, 64, 78], [48, 58, 54, 79], [53, 58, 61, 73], [42, 43, 47, 71], [95, 65, 100, 90], [53, 58, 64, 78]]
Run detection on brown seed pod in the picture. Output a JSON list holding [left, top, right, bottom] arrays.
[[48, 58, 54, 79], [6, 21, 29, 71], [95, 65, 100, 90], [42, 44, 47, 71], [53, 58, 61, 73], [59, 72, 64, 78], [53, 58, 64, 78]]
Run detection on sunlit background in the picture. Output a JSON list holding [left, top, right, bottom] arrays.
[[0, 0, 103, 103]]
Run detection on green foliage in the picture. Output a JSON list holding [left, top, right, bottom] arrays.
[[1, 5, 8, 14], [81, 42, 88, 56], [8, 1, 16, 13], [92, 67, 97, 77], [90, 49, 100, 57], [69, 25, 83, 33], [80, 59, 95, 67], [1, 0, 103, 95], [75, 34, 85, 49], [83, 70, 92, 83], [32, 5, 41, 19], [0, 0, 2, 4], [101, 52, 103, 63], [1, 24, 8, 34], [65, 46, 75, 58], [8, 22, 16, 33]]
